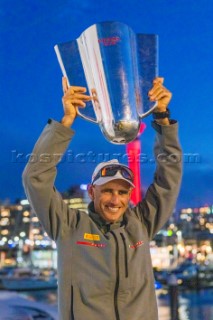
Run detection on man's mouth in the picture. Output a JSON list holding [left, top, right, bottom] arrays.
[[106, 206, 120, 213]]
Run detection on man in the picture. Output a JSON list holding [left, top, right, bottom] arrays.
[[22, 77, 182, 320]]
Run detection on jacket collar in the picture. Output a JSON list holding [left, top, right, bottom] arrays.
[[88, 202, 126, 233]]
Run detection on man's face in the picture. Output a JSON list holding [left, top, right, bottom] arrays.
[[88, 179, 132, 223]]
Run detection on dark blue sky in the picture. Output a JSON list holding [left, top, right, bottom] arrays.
[[0, 0, 212, 209]]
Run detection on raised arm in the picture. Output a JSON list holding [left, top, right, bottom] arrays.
[[134, 78, 182, 239], [136, 121, 182, 239], [22, 78, 92, 240]]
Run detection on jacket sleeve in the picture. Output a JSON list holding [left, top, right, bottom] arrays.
[[22, 119, 77, 241], [134, 121, 182, 240]]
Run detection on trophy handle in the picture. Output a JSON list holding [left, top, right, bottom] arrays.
[[54, 42, 99, 124], [136, 34, 159, 119]]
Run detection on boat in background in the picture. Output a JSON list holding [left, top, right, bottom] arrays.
[[0, 267, 57, 291], [0, 290, 57, 319]]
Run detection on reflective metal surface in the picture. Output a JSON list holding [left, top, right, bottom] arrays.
[[55, 21, 158, 144]]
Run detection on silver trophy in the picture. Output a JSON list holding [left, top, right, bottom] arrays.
[[54, 21, 158, 144]]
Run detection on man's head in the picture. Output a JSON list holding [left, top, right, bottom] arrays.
[[88, 160, 135, 223]]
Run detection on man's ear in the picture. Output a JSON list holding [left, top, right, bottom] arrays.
[[128, 187, 134, 199], [87, 184, 94, 200]]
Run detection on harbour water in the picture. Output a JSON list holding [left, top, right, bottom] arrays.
[[157, 289, 213, 319], [12, 288, 213, 320]]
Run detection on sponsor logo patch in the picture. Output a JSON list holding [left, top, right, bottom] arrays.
[[84, 233, 100, 241]]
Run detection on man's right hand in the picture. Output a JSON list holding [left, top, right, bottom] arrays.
[[61, 77, 92, 127]]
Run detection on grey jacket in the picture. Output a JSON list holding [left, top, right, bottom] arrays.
[[22, 119, 182, 320]]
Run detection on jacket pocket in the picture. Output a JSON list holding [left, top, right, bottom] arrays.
[[71, 281, 114, 320]]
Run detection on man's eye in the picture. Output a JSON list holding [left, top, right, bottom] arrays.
[[119, 190, 128, 195], [102, 189, 112, 194]]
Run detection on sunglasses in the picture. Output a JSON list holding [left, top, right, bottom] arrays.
[[92, 165, 134, 184]]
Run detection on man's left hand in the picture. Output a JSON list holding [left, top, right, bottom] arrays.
[[148, 77, 172, 112]]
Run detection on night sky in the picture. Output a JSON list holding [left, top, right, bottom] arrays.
[[0, 0, 212, 209]]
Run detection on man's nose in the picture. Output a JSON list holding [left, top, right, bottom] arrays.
[[110, 193, 120, 205]]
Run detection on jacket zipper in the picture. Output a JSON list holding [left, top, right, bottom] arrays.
[[111, 231, 120, 320], [120, 233, 128, 278], [71, 285, 75, 319]]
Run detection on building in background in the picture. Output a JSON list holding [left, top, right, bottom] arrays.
[[0, 185, 89, 268], [0, 186, 212, 270]]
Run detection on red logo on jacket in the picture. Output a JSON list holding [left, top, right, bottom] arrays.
[[129, 240, 144, 249]]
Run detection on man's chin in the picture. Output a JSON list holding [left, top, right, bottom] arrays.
[[103, 212, 122, 223]]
